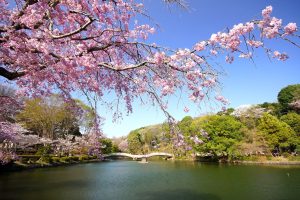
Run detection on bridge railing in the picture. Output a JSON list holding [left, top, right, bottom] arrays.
[[103, 152, 174, 159]]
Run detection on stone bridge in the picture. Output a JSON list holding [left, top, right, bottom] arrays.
[[103, 152, 174, 162]]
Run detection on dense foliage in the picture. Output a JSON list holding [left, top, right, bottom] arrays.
[[280, 112, 300, 136], [258, 113, 298, 153], [193, 115, 244, 160], [126, 125, 172, 154], [16, 96, 95, 139], [278, 84, 300, 114], [127, 129, 144, 154], [99, 138, 119, 154]]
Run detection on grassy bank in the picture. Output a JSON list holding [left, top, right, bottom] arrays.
[[0, 155, 102, 172]]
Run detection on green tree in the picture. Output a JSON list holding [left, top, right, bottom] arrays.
[[178, 116, 193, 136], [278, 84, 300, 114], [259, 102, 281, 117], [16, 96, 93, 139], [100, 138, 119, 154], [161, 122, 171, 142], [195, 115, 245, 160], [217, 107, 235, 115], [75, 99, 96, 134], [280, 112, 300, 136], [127, 130, 144, 154], [258, 113, 298, 153], [17, 98, 62, 139]]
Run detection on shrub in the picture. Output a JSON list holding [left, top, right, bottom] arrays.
[[69, 156, 79, 161], [59, 157, 71, 163], [36, 145, 52, 156], [281, 152, 290, 158], [79, 155, 89, 161], [52, 157, 60, 163], [37, 156, 52, 164]]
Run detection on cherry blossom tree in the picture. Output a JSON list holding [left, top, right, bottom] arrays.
[[0, 121, 26, 165], [0, 1, 299, 139], [290, 100, 300, 113], [0, 92, 24, 141], [118, 139, 128, 152]]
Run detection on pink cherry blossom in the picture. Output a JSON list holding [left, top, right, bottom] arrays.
[[225, 56, 234, 64], [262, 6, 273, 19], [273, 51, 289, 61], [210, 49, 218, 55], [284, 23, 297, 35], [239, 52, 253, 59], [118, 140, 128, 152], [154, 52, 166, 65], [215, 95, 229, 105], [194, 41, 206, 51], [190, 135, 203, 145], [184, 107, 190, 113], [247, 40, 263, 48], [200, 130, 209, 138], [209, 33, 219, 44]]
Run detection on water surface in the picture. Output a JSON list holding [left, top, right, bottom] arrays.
[[1, 161, 300, 200]]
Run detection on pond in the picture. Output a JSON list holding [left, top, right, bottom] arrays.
[[1, 161, 300, 200]]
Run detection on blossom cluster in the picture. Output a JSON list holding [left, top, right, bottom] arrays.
[[190, 135, 204, 145]]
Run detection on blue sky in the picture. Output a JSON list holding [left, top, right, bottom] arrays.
[[101, 0, 300, 138]]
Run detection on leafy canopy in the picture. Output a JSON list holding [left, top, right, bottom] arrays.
[[258, 113, 298, 152], [194, 115, 245, 158], [278, 84, 300, 114]]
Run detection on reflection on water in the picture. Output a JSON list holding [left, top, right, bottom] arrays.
[[1, 161, 300, 200]]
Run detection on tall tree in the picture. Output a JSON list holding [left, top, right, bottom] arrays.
[[280, 112, 300, 136], [127, 130, 144, 154], [194, 115, 245, 159], [258, 113, 298, 153], [16, 96, 93, 139], [278, 84, 300, 114]]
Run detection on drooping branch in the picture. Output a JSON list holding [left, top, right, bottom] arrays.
[[163, 0, 189, 10], [98, 61, 150, 71], [48, 10, 95, 39]]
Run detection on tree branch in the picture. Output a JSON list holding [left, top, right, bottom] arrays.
[[87, 44, 112, 53], [48, 10, 95, 39], [0, 67, 26, 80], [98, 61, 149, 71]]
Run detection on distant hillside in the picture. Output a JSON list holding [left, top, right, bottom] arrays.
[[114, 84, 300, 162]]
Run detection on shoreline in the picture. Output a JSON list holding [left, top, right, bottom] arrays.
[[2, 159, 300, 172], [0, 159, 102, 173], [233, 160, 300, 165]]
